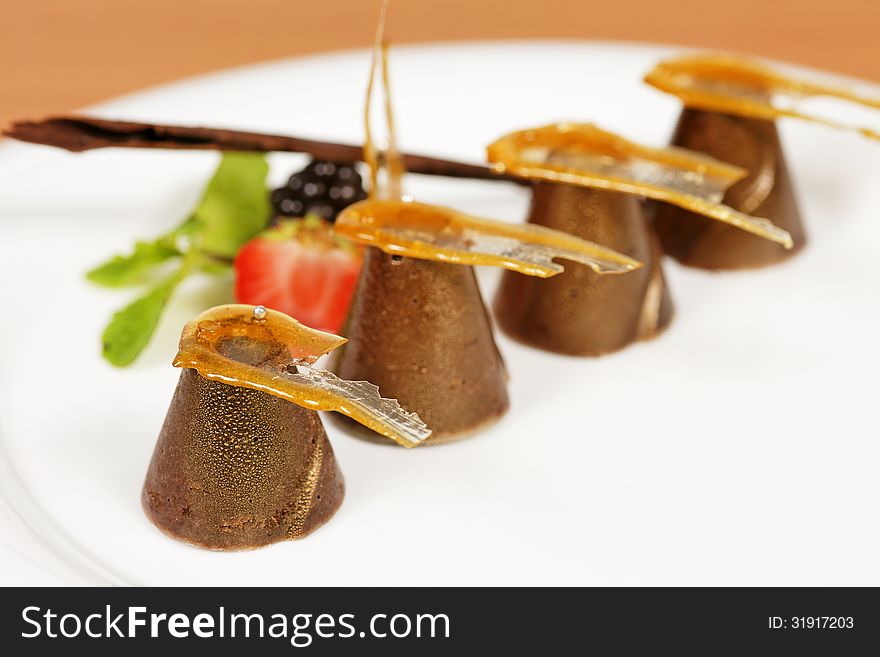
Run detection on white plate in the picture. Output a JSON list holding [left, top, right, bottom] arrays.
[[2, 41, 880, 586]]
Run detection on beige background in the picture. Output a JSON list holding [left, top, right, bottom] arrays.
[[3, 0, 879, 126]]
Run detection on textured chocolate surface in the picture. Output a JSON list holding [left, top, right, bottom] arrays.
[[334, 248, 509, 443], [493, 183, 673, 356], [653, 108, 806, 269], [143, 368, 344, 550]]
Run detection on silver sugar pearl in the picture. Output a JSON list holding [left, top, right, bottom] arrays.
[[253, 305, 268, 320]]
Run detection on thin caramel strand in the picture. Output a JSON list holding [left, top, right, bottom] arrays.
[[363, 0, 404, 199], [336, 199, 642, 276], [356, 6, 643, 269], [645, 54, 880, 141], [174, 304, 431, 447], [487, 123, 793, 248], [381, 41, 405, 197]]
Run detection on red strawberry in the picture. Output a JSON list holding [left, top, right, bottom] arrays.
[[234, 216, 362, 334]]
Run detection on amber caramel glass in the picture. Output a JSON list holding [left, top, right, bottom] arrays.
[[645, 54, 880, 141], [174, 304, 431, 447], [487, 122, 793, 247]]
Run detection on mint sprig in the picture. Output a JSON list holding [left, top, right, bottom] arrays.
[[101, 265, 188, 367], [89, 152, 270, 367], [193, 152, 271, 257], [87, 238, 180, 287]]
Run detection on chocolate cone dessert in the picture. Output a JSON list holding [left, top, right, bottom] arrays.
[[142, 304, 431, 550], [335, 247, 510, 444], [653, 108, 806, 269], [143, 361, 343, 551], [494, 182, 673, 356]]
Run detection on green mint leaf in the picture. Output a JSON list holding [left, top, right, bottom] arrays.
[[187, 250, 234, 276], [86, 239, 180, 287], [192, 152, 270, 258], [91, 153, 267, 366], [171, 214, 203, 239], [101, 268, 186, 367]]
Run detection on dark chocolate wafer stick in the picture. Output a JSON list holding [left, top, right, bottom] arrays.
[[4, 115, 521, 183]]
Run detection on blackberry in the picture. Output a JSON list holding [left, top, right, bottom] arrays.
[[270, 159, 368, 223]]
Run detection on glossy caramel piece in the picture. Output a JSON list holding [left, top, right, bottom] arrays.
[[653, 108, 806, 270], [644, 54, 880, 141], [143, 367, 344, 550], [336, 199, 641, 277], [494, 183, 673, 356], [175, 304, 430, 447], [488, 122, 747, 189], [334, 248, 509, 443], [487, 123, 792, 248]]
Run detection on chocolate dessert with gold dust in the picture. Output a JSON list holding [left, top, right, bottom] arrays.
[[486, 123, 793, 355], [645, 54, 880, 269], [332, 18, 641, 442], [142, 304, 430, 550]]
